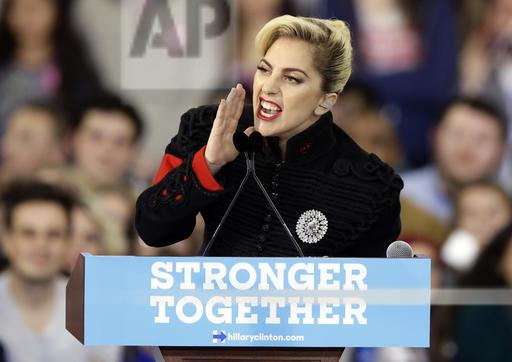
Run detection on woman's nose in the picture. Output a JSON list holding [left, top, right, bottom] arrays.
[[262, 76, 280, 95]]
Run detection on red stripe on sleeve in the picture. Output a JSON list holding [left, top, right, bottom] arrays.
[[192, 145, 224, 191], [151, 153, 184, 185]]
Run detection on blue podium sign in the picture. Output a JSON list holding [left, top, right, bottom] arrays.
[[68, 255, 430, 348]]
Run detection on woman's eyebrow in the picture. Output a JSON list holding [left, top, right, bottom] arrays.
[[260, 58, 310, 79]]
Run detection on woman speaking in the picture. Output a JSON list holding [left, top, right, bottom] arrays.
[[135, 15, 403, 257]]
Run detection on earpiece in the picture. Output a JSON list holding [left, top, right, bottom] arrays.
[[322, 100, 333, 109]]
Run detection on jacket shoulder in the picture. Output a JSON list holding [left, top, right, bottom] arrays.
[[330, 125, 404, 195], [320, 126, 403, 254]]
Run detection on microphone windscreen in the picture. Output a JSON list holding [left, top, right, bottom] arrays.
[[386, 240, 413, 258], [248, 132, 263, 152], [233, 131, 249, 152]]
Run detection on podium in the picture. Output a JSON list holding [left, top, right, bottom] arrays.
[[158, 347, 342, 361], [66, 254, 430, 361]]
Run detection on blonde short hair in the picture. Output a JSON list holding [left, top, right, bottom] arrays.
[[255, 15, 353, 94]]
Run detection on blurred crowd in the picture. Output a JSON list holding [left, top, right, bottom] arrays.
[[0, 0, 511, 361]]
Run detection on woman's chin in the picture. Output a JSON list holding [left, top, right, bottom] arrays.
[[254, 123, 275, 137]]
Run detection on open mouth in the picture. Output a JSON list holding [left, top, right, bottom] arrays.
[[257, 97, 282, 122]]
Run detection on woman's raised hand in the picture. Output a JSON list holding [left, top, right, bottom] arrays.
[[205, 84, 249, 174]]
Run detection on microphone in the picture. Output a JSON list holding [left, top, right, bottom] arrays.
[[386, 240, 427, 259], [202, 131, 304, 257], [248, 132, 263, 152], [386, 240, 413, 258], [233, 131, 250, 152]]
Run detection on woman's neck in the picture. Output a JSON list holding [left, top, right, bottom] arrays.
[[15, 43, 53, 69]]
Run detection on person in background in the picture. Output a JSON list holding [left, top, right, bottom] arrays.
[[96, 184, 138, 247], [458, 0, 512, 194], [0, 181, 121, 361], [441, 182, 512, 273], [70, 93, 144, 192], [0, 101, 67, 190], [64, 196, 126, 274], [431, 223, 512, 362], [459, 0, 512, 97], [0, 0, 104, 132], [401, 96, 507, 224], [317, 0, 459, 167]]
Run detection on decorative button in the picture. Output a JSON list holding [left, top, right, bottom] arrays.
[[262, 224, 270, 232], [363, 161, 379, 173], [333, 159, 350, 176], [271, 181, 279, 189], [264, 214, 272, 222], [271, 192, 279, 199], [272, 174, 280, 181], [258, 234, 266, 243], [257, 245, 263, 253], [275, 162, 283, 170], [299, 141, 313, 155], [296, 210, 329, 244]]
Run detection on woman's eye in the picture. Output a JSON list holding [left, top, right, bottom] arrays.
[[257, 65, 269, 73], [285, 76, 301, 84]]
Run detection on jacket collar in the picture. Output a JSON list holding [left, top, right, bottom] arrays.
[[262, 111, 336, 165]]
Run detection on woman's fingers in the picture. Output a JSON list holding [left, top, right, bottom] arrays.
[[226, 84, 245, 133], [213, 84, 245, 136], [224, 87, 236, 120], [206, 84, 247, 166], [233, 86, 246, 122], [212, 99, 226, 131]]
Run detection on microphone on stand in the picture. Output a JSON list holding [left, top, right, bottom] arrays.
[[202, 131, 304, 257], [246, 132, 304, 257], [201, 133, 252, 256]]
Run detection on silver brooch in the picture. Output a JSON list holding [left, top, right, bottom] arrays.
[[296, 210, 328, 244]]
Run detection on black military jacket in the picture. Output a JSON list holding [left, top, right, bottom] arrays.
[[135, 105, 403, 257]]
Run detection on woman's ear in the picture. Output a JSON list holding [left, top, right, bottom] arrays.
[[315, 93, 338, 116]]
